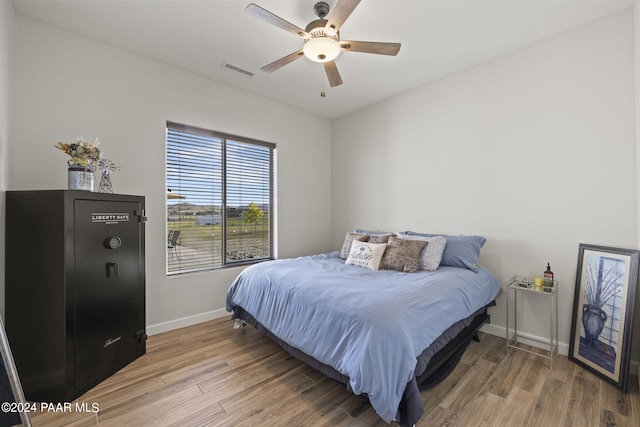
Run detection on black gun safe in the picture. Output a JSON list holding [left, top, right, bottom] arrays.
[[5, 190, 146, 402]]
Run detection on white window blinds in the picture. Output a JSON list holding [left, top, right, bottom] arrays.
[[166, 122, 274, 275]]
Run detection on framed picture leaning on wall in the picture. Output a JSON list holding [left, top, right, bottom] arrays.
[[569, 243, 640, 392]]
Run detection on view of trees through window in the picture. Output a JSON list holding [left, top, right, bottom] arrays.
[[166, 122, 274, 275]]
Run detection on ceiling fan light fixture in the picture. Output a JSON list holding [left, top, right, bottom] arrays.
[[303, 37, 341, 63]]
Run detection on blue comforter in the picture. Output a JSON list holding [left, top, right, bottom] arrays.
[[226, 251, 500, 422]]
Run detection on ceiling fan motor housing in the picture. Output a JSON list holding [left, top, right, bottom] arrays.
[[304, 19, 337, 39]]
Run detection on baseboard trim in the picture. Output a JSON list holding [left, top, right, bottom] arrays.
[[481, 323, 569, 357], [147, 308, 229, 336], [480, 323, 639, 376]]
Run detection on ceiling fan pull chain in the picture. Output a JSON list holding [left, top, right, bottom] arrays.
[[320, 66, 326, 98]]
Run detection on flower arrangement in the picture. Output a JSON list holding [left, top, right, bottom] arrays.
[[584, 260, 623, 309], [54, 137, 101, 170]]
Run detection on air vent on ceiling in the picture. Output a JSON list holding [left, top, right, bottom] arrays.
[[222, 62, 254, 78]]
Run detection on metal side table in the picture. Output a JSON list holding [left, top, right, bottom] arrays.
[[506, 275, 559, 369]]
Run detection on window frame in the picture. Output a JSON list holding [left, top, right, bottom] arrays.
[[166, 121, 275, 275]]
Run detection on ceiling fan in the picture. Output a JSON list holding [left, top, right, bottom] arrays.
[[245, 0, 401, 87]]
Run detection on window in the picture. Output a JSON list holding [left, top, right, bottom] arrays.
[[166, 122, 274, 275]]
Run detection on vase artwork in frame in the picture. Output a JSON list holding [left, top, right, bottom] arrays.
[[568, 243, 639, 392]]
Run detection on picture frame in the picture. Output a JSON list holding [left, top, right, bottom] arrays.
[[569, 243, 640, 392]]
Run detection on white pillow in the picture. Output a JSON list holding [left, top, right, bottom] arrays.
[[345, 241, 387, 270], [396, 233, 447, 271]]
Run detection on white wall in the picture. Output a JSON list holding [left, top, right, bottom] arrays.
[[333, 9, 638, 361], [0, 0, 15, 321], [9, 16, 333, 333]]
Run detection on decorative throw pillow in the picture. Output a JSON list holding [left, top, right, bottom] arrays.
[[396, 233, 447, 271], [403, 231, 486, 272], [345, 241, 387, 270], [339, 232, 370, 259], [367, 233, 392, 244], [380, 235, 427, 273]]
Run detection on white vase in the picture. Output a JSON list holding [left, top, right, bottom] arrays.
[[68, 166, 94, 191]]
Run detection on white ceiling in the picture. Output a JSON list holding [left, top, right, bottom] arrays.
[[12, 0, 635, 119]]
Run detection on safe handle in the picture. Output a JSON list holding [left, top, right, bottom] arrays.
[[106, 262, 119, 279]]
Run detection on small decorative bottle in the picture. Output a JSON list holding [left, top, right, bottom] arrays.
[[544, 263, 554, 280], [544, 263, 554, 291]]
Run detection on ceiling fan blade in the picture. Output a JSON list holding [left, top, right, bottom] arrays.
[[324, 61, 343, 87], [261, 50, 304, 73], [340, 40, 401, 56], [325, 0, 361, 33], [245, 3, 309, 39]]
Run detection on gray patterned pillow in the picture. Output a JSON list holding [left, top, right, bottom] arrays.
[[339, 232, 370, 259], [396, 233, 447, 271], [380, 235, 427, 273]]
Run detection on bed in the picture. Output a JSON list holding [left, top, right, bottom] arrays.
[[226, 232, 501, 426]]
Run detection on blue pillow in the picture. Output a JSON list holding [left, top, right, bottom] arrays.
[[355, 228, 392, 235], [403, 231, 486, 272]]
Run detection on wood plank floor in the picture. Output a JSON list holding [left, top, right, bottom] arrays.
[[29, 316, 640, 426]]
